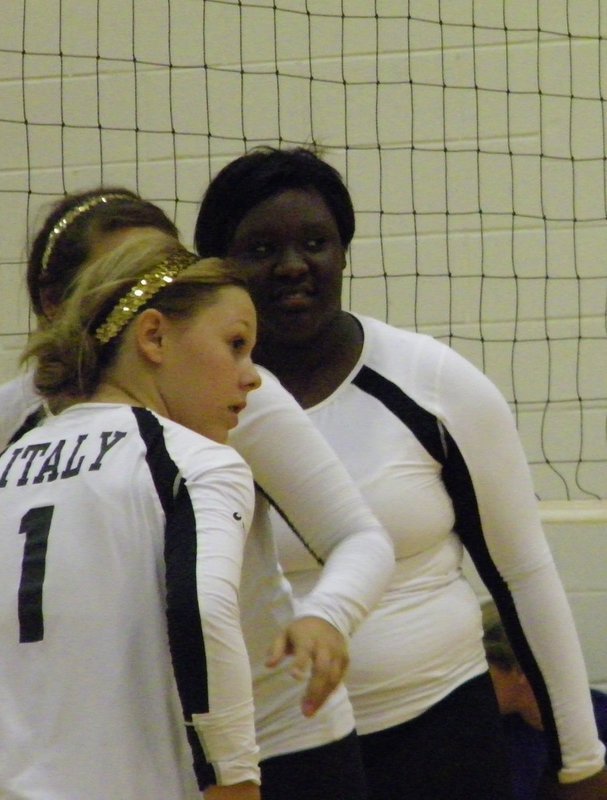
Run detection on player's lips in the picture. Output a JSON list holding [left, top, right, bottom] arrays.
[[226, 403, 246, 430], [270, 284, 315, 310]]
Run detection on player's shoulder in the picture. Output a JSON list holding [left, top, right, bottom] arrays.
[[151, 411, 251, 475], [235, 364, 301, 428], [355, 313, 455, 387], [249, 364, 294, 404], [357, 313, 449, 357], [0, 370, 36, 399], [0, 371, 42, 447]]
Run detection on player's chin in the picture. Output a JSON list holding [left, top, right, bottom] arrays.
[[192, 417, 231, 444], [211, 423, 231, 444], [204, 406, 244, 443]]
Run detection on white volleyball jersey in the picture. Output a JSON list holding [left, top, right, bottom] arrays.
[[271, 313, 605, 785], [0, 369, 394, 763], [0, 403, 259, 799]]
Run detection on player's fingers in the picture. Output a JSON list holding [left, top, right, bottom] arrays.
[[300, 663, 338, 717], [317, 638, 349, 684], [287, 641, 313, 682], [265, 631, 289, 668], [300, 643, 348, 717]]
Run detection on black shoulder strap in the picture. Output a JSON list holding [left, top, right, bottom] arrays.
[[352, 365, 447, 465]]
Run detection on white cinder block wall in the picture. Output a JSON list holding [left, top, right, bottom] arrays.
[[1, 1, 605, 685]]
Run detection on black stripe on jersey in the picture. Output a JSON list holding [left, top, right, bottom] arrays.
[[351, 365, 563, 772], [132, 407, 216, 790], [441, 428, 562, 773], [259, 363, 448, 567], [352, 365, 446, 465], [255, 483, 325, 566]]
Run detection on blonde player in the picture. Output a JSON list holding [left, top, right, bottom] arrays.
[[0, 231, 262, 799]]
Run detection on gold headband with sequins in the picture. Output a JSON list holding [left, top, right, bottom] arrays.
[[94, 251, 200, 344], [40, 193, 134, 273]]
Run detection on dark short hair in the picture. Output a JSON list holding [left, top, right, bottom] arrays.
[[28, 187, 178, 317], [194, 146, 355, 258]]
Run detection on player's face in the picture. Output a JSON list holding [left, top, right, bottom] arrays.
[[158, 285, 260, 443], [227, 189, 347, 348]]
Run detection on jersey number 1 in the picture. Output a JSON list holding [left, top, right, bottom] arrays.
[[18, 505, 54, 643]]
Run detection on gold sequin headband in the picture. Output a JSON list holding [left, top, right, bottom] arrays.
[[40, 193, 134, 274], [94, 251, 200, 344]]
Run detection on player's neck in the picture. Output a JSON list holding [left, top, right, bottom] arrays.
[[255, 311, 363, 408], [91, 381, 147, 409]]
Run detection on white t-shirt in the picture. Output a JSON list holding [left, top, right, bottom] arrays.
[[0, 403, 259, 798], [271, 313, 606, 784]]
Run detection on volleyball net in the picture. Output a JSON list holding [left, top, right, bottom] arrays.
[[1, 1, 605, 509]]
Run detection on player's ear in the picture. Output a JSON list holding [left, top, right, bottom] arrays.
[[133, 308, 167, 365]]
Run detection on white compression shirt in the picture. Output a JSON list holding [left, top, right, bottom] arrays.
[[0, 403, 259, 799], [271, 313, 605, 785], [0, 368, 395, 762]]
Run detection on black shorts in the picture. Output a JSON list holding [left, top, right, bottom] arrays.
[[260, 729, 369, 800], [359, 672, 515, 800]]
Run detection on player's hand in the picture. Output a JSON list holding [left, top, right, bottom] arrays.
[[538, 768, 607, 800], [266, 616, 349, 717]]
